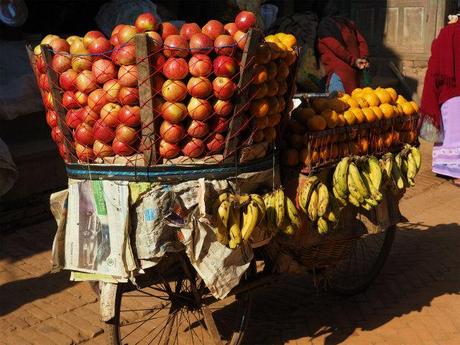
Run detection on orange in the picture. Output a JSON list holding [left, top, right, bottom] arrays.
[[277, 96, 286, 112], [267, 97, 280, 115], [386, 88, 398, 103], [249, 98, 270, 117], [374, 89, 392, 104], [276, 60, 290, 80], [253, 129, 265, 143], [268, 113, 282, 127], [362, 87, 374, 94], [277, 80, 288, 95], [396, 95, 407, 105], [266, 42, 281, 60], [284, 50, 297, 66], [330, 144, 339, 159], [249, 83, 268, 99], [349, 107, 365, 123], [362, 92, 380, 107], [353, 96, 369, 108], [351, 88, 363, 97], [307, 115, 327, 131], [343, 110, 356, 125], [383, 131, 393, 148], [312, 98, 329, 113], [337, 114, 346, 127], [265, 79, 279, 97], [401, 102, 415, 116], [358, 137, 369, 154], [253, 65, 268, 84], [339, 142, 350, 156], [263, 127, 277, 142], [371, 106, 384, 120], [255, 44, 271, 64], [396, 104, 404, 117], [362, 107, 377, 122], [328, 98, 349, 112], [300, 148, 319, 166], [379, 103, 395, 119], [266, 61, 278, 80], [409, 101, 419, 113], [339, 93, 351, 102], [287, 119, 306, 134], [319, 147, 330, 161], [321, 109, 338, 128], [293, 107, 316, 123], [281, 148, 299, 166], [346, 98, 359, 108], [255, 116, 268, 129], [278, 33, 297, 48]]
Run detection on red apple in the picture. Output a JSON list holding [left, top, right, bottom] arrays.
[[71, 56, 93, 72], [118, 25, 137, 44], [163, 35, 188, 58], [235, 11, 256, 32], [66, 108, 82, 128], [46, 110, 58, 127], [161, 79, 187, 102], [111, 44, 136, 66], [111, 24, 124, 44], [43, 91, 54, 109], [75, 91, 88, 106], [115, 124, 138, 143], [87, 88, 107, 113], [145, 31, 163, 52], [233, 30, 248, 50], [160, 22, 180, 40], [112, 138, 135, 156], [224, 23, 238, 36], [210, 116, 229, 133], [49, 38, 70, 53], [52, 54, 71, 73], [93, 139, 114, 158], [135, 12, 159, 32], [103, 79, 121, 102], [76, 70, 97, 93], [160, 121, 185, 143], [39, 73, 50, 91], [118, 65, 138, 87], [75, 122, 95, 145], [212, 77, 236, 100], [202, 20, 225, 40], [187, 97, 212, 121], [213, 99, 234, 117], [214, 35, 237, 56], [180, 23, 201, 40], [187, 120, 209, 139], [119, 87, 139, 105], [151, 53, 166, 71], [35, 55, 46, 74], [161, 102, 187, 123], [93, 119, 115, 143], [187, 77, 212, 98], [206, 132, 225, 152], [182, 138, 205, 158], [75, 142, 95, 161], [59, 69, 78, 91], [118, 105, 140, 126], [92, 59, 117, 84], [159, 139, 180, 158], [51, 126, 64, 143], [152, 74, 166, 94], [152, 96, 165, 115], [100, 102, 121, 127], [213, 56, 238, 77], [83, 31, 105, 48], [62, 91, 80, 109], [110, 34, 119, 46], [81, 106, 99, 125], [88, 37, 112, 55], [70, 39, 87, 55], [189, 33, 213, 55], [188, 54, 212, 77], [58, 142, 69, 160], [162, 57, 188, 80]]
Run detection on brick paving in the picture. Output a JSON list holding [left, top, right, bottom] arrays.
[[1, 141, 460, 344]]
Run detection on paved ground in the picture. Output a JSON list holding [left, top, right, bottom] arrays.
[[1, 141, 460, 345]]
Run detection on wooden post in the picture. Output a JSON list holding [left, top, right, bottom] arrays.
[[279, 49, 300, 138], [135, 34, 158, 166], [223, 29, 263, 162], [40, 44, 76, 162]]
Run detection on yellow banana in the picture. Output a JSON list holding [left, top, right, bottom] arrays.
[[250, 194, 266, 220], [367, 156, 382, 191], [327, 197, 340, 225], [391, 157, 405, 190], [299, 176, 319, 213], [317, 183, 329, 217], [219, 192, 234, 203], [317, 217, 329, 234], [361, 201, 373, 211], [235, 193, 250, 206], [406, 153, 417, 186], [228, 205, 241, 249], [264, 193, 277, 233], [283, 224, 296, 235], [362, 171, 382, 202], [241, 201, 259, 241], [307, 189, 318, 221], [218, 200, 231, 228], [333, 186, 348, 206], [216, 217, 229, 245], [348, 193, 360, 207], [274, 189, 285, 228], [347, 173, 365, 203], [410, 146, 421, 172], [348, 162, 369, 199], [333, 157, 350, 198], [285, 195, 301, 229], [381, 153, 393, 183]]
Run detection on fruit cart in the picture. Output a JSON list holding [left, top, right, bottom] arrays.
[[28, 10, 422, 345]]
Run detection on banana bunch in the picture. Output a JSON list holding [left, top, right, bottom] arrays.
[[215, 192, 266, 249], [332, 155, 384, 211], [381, 145, 421, 193], [298, 176, 340, 234], [263, 188, 301, 235]]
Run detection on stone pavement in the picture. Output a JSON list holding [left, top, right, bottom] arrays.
[[1, 141, 460, 345]]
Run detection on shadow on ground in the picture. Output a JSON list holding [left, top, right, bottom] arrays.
[[243, 222, 460, 345]]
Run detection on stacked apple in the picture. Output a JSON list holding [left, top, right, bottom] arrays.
[[32, 13, 161, 162], [247, 33, 297, 151], [157, 11, 257, 160]]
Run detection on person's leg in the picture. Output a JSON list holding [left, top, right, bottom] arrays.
[[327, 73, 345, 93]]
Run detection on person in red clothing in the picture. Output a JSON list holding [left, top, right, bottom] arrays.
[[314, 1, 369, 94]]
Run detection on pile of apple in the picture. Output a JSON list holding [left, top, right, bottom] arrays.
[[32, 10, 259, 163]]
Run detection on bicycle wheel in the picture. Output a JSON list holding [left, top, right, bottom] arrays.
[[105, 254, 254, 345], [325, 225, 396, 296]]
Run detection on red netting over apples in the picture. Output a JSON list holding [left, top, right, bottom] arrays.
[[28, 18, 298, 168]]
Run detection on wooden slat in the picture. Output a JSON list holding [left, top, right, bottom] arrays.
[[223, 29, 263, 162], [135, 34, 158, 166], [40, 44, 76, 162]]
